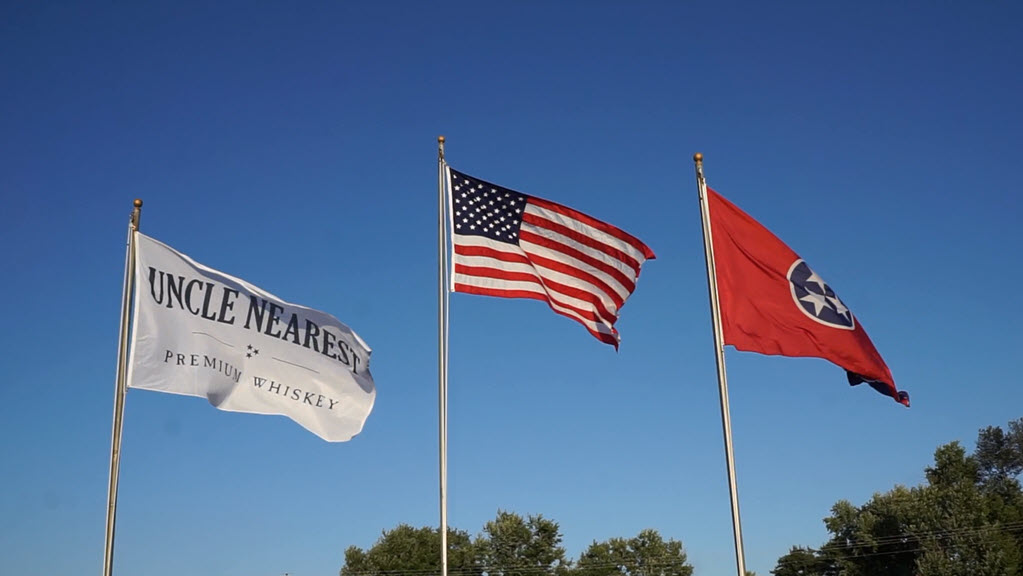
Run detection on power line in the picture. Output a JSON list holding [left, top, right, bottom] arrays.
[[769, 521, 1023, 570]]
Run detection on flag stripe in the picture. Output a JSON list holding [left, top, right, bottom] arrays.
[[523, 209, 642, 275], [453, 267, 605, 323], [453, 236, 614, 307], [453, 240, 623, 341], [454, 243, 533, 267], [453, 272, 614, 329], [453, 247, 622, 336], [519, 224, 638, 284], [453, 278, 620, 346], [454, 260, 618, 326], [519, 231, 635, 297], [518, 248, 625, 310], [527, 196, 656, 260]]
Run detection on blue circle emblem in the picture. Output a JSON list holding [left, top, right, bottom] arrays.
[[787, 259, 855, 330]]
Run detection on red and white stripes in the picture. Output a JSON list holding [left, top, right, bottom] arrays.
[[450, 172, 654, 347]]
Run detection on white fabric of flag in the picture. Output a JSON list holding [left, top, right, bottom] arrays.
[[127, 233, 375, 442]]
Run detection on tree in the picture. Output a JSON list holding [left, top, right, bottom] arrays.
[[771, 418, 1023, 576], [340, 512, 696, 576], [818, 488, 920, 576], [340, 524, 481, 576], [575, 529, 693, 576], [975, 420, 1023, 486], [914, 442, 1021, 576], [770, 547, 826, 576], [479, 510, 570, 576]]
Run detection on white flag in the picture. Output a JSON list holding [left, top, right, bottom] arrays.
[[127, 232, 375, 442]]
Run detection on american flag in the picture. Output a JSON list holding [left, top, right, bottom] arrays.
[[447, 167, 655, 347]]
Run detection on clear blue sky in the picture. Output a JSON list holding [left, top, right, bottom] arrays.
[[2, 2, 1021, 575]]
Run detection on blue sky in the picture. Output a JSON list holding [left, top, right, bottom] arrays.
[[2, 2, 1022, 575]]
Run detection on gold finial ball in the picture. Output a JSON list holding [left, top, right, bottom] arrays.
[[133, 199, 143, 208], [693, 152, 703, 163], [438, 135, 446, 143]]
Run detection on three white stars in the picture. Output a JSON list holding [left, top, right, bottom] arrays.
[[799, 271, 852, 322]]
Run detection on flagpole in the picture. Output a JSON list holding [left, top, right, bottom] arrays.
[[694, 154, 747, 576], [103, 198, 142, 576], [437, 135, 450, 576]]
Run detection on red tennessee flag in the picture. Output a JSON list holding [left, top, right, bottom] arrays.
[[708, 188, 909, 406]]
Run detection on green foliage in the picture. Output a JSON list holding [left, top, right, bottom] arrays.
[[771, 546, 829, 576], [772, 417, 1023, 576], [340, 514, 691, 576], [340, 524, 480, 576], [975, 421, 1023, 484], [576, 529, 693, 576], [479, 510, 570, 576]]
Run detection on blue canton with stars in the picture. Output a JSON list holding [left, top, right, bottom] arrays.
[[788, 259, 855, 329], [450, 169, 527, 245]]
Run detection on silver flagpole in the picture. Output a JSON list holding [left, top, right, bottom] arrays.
[[437, 136, 450, 576], [103, 198, 142, 576], [694, 154, 747, 576]]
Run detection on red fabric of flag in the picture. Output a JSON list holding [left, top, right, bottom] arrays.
[[448, 167, 655, 348], [708, 187, 909, 406]]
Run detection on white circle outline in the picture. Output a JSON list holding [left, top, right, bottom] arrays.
[[787, 259, 855, 331]]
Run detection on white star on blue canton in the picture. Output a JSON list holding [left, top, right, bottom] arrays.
[[800, 291, 829, 316], [804, 270, 827, 292], [827, 294, 850, 319]]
